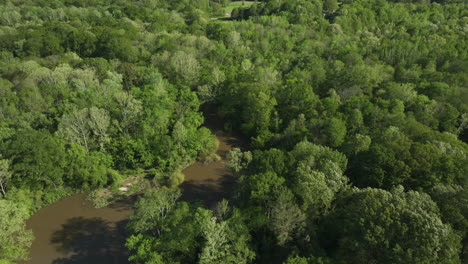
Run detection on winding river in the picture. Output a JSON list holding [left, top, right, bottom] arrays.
[[25, 122, 241, 264]]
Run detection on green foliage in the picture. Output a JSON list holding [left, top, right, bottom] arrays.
[[65, 144, 113, 188], [2, 130, 67, 190], [290, 141, 349, 215], [127, 190, 255, 264], [270, 189, 305, 246], [430, 184, 468, 237], [0, 159, 11, 197], [284, 256, 309, 264], [57, 107, 110, 152], [127, 201, 201, 264], [198, 214, 255, 264], [196, 127, 219, 162], [324, 187, 461, 264], [168, 170, 185, 188], [323, 117, 347, 147], [323, 0, 339, 13], [0, 199, 33, 262], [128, 188, 182, 236], [0, 0, 466, 263], [227, 148, 252, 173], [243, 171, 285, 204], [250, 148, 286, 175]]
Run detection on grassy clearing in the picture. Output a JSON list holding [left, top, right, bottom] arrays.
[[224, 1, 255, 15]]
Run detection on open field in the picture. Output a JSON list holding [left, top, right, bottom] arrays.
[[224, 1, 255, 15]]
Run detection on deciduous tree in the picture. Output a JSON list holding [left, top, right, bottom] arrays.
[[0, 200, 33, 263]]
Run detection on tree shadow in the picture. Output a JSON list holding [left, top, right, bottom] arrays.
[[201, 105, 248, 147], [180, 169, 236, 209], [180, 179, 222, 208], [50, 217, 129, 264], [107, 195, 138, 212]]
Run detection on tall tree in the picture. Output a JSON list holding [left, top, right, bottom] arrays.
[[270, 189, 306, 246], [198, 210, 255, 264], [127, 188, 181, 236], [3, 130, 67, 190], [57, 107, 110, 152], [325, 187, 462, 264], [0, 159, 11, 197]]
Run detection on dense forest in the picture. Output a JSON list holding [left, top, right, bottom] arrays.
[[0, 0, 467, 263]]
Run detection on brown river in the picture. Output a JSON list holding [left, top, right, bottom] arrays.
[[25, 124, 241, 264]]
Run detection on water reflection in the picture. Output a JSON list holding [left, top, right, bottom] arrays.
[[50, 217, 129, 264], [25, 193, 132, 264], [180, 169, 236, 209]]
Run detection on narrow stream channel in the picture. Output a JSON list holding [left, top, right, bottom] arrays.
[[25, 120, 242, 264], [180, 121, 241, 208]]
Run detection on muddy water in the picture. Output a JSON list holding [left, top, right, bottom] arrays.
[[26, 122, 241, 264], [180, 124, 242, 208], [25, 194, 134, 264]]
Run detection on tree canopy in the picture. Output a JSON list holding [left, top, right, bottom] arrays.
[[0, 0, 466, 263]]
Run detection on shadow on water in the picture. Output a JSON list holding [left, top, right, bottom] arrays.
[[180, 179, 222, 204], [107, 195, 139, 212], [178, 106, 245, 209], [50, 217, 129, 264], [180, 168, 236, 209]]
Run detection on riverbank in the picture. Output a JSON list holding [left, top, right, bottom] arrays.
[[180, 120, 242, 208], [86, 174, 149, 208], [25, 114, 243, 263]]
